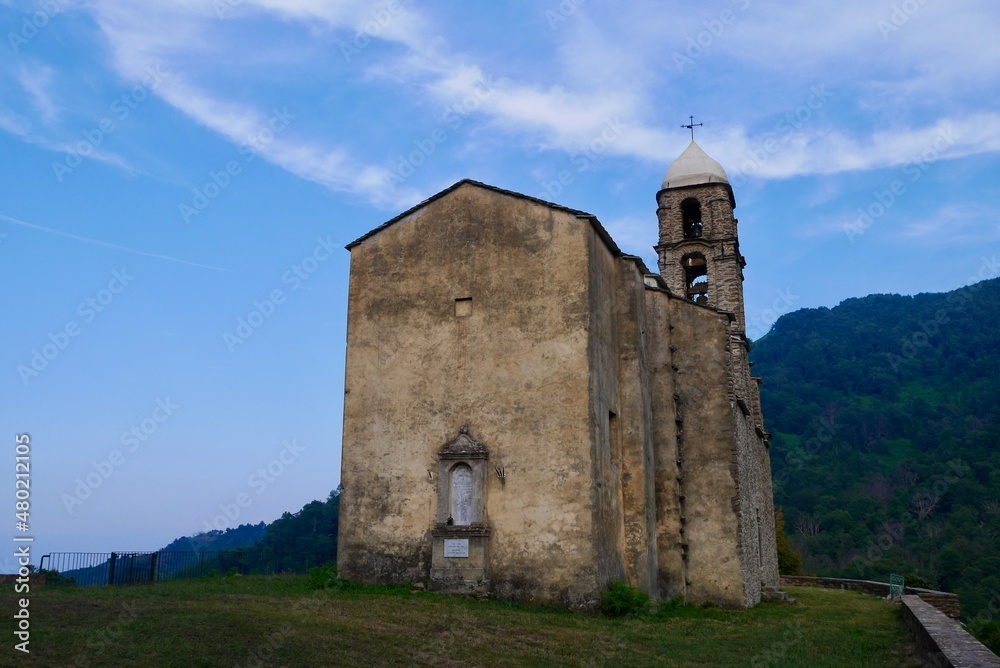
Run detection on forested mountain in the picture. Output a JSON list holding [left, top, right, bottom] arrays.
[[257, 489, 340, 558], [180, 489, 340, 559], [163, 522, 267, 552], [56, 494, 340, 585], [751, 277, 1000, 621], [162, 490, 339, 559]]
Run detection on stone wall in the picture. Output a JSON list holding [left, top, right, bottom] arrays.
[[780, 575, 961, 618], [901, 595, 1000, 667], [654, 182, 746, 332]]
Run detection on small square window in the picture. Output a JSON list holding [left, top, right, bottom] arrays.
[[455, 297, 472, 317]]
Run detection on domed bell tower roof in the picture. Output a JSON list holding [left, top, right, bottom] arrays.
[[662, 140, 729, 189]]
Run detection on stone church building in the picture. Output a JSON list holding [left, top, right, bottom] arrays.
[[336, 140, 780, 609]]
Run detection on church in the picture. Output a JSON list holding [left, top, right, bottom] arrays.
[[336, 138, 780, 609]]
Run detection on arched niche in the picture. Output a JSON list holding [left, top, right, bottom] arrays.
[[681, 198, 703, 239], [434, 426, 489, 527], [681, 252, 709, 303], [430, 426, 490, 593]]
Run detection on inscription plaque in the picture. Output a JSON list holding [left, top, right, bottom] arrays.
[[443, 539, 469, 558], [451, 464, 473, 525]]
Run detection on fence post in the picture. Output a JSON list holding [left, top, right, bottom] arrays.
[[148, 552, 158, 584], [108, 552, 117, 587]]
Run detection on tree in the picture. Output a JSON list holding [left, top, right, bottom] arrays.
[[911, 490, 940, 520], [795, 513, 822, 538], [937, 548, 963, 591], [260, 488, 340, 567], [775, 508, 803, 575]]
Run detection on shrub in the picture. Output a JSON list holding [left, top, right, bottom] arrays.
[[969, 619, 1000, 656], [599, 580, 650, 617], [37, 568, 76, 586], [902, 572, 933, 590], [308, 563, 338, 591], [655, 596, 686, 616]]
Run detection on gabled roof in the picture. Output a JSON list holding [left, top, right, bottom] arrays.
[[345, 178, 622, 256]]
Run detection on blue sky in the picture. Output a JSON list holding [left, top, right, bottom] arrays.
[[3, 0, 999, 569]]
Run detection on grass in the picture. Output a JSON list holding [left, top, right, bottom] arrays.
[[1, 577, 922, 667]]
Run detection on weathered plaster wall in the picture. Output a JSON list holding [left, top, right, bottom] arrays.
[[667, 298, 746, 607], [644, 288, 685, 601], [612, 259, 659, 600], [338, 184, 601, 606], [584, 230, 628, 596]]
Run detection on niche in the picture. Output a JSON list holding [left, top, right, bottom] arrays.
[[682, 253, 708, 304], [430, 426, 490, 593], [681, 198, 703, 239]]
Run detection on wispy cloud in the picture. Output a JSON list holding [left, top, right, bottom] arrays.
[[900, 203, 1000, 245], [50, 0, 1000, 208], [0, 213, 229, 271], [17, 62, 58, 123], [90, 0, 421, 209]]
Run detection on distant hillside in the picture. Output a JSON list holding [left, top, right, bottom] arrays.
[[56, 492, 339, 585], [56, 523, 268, 584], [751, 277, 1000, 621], [163, 522, 267, 552]]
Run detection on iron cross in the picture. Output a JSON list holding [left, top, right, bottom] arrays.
[[681, 116, 703, 140]]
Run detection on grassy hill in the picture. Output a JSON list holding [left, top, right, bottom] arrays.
[[3, 575, 920, 667]]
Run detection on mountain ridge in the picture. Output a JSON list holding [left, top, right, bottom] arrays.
[[751, 276, 1000, 625]]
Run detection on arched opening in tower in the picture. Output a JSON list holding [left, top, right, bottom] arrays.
[[681, 198, 703, 238], [682, 253, 708, 304]]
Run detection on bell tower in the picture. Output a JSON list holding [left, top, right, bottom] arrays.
[[654, 137, 747, 334]]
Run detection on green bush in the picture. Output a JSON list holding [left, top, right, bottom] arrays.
[[599, 580, 650, 617], [654, 596, 686, 616], [969, 619, 1000, 656], [37, 569, 76, 586], [902, 572, 933, 589], [308, 563, 339, 591]]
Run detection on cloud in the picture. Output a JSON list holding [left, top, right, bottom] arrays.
[[0, 104, 133, 172], [0, 213, 229, 271], [0, 107, 31, 139], [899, 203, 1000, 245], [602, 214, 659, 265], [89, 0, 420, 208], [37, 0, 1000, 210], [17, 62, 58, 123], [713, 113, 1000, 185]]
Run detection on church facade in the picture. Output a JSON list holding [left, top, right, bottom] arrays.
[[336, 141, 780, 609]]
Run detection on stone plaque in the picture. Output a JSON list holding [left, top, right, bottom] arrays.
[[451, 464, 473, 525], [443, 539, 469, 558]]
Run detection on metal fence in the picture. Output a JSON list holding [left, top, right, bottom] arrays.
[[38, 551, 332, 587]]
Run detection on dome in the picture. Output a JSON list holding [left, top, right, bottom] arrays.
[[662, 140, 729, 189]]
